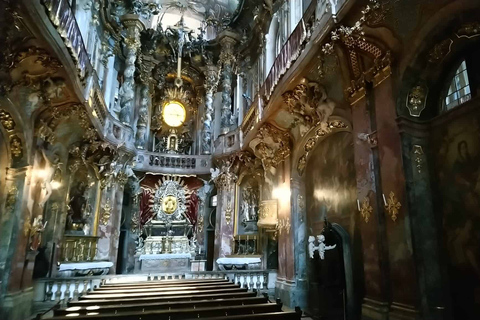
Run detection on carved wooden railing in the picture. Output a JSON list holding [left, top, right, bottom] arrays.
[[135, 151, 212, 174], [34, 271, 276, 302], [42, 0, 91, 81], [88, 73, 108, 126], [60, 236, 99, 262]]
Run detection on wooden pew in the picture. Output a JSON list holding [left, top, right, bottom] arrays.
[[93, 283, 238, 294], [68, 291, 259, 307], [55, 296, 268, 316], [51, 302, 283, 320], [97, 279, 230, 290], [101, 279, 230, 288], [80, 287, 249, 300]]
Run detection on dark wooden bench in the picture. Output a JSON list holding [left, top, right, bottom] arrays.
[[97, 279, 230, 290], [100, 278, 229, 288], [68, 291, 259, 307], [55, 296, 268, 316], [51, 302, 283, 320], [80, 286, 248, 300], [92, 282, 238, 294]]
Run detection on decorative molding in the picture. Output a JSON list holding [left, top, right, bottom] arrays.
[[406, 85, 428, 117], [100, 199, 112, 225], [360, 197, 373, 223], [412, 145, 424, 174], [5, 185, 18, 214], [10, 135, 23, 158], [297, 119, 349, 176], [249, 123, 290, 169], [0, 109, 15, 131], [258, 199, 278, 229], [456, 22, 480, 39], [277, 217, 291, 235], [428, 38, 453, 64], [282, 79, 336, 137], [385, 191, 401, 222]]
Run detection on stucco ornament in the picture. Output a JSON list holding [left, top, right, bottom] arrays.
[[282, 79, 336, 137], [308, 234, 336, 260], [406, 85, 428, 117], [249, 123, 290, 169]]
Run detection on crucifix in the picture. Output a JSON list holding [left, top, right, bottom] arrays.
[[168, 15, 191, 88]]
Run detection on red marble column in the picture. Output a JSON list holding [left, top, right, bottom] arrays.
[[276, 158, 293, 282], [351, 95, 390, 317], [373, 76, 418, 317], [213, 182, 235, 268]]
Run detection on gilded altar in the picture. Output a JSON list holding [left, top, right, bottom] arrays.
[[135, 179, 195, 273]]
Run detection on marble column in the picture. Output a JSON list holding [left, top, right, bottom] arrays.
[[118, 15, 143, 125], [201, 65, 219, 155], [290, 175, 307, 308], [135, 55, 155, 149], [95, 181, 125, 273], [196, 183, 213, 253], [213, 180, 235, 268], [373, 76, 418, 319], [135, 84, 150, 149], [350, 92, 391, 319], [0, 167, 29, 296], [219, 32, 239, 134]]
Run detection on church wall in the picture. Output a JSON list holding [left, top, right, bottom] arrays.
[[304, 131, 362, 318], [430, 99, 480, 319]]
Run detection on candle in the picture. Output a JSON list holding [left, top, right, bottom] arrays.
[[356, 199, 360, 211], [382, 193, 387, 206]]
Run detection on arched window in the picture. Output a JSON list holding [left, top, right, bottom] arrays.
[[442, 60, 471, 111]]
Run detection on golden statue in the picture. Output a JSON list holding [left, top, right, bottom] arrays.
[[162, 196, 177, 214]]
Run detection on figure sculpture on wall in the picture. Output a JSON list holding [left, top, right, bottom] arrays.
[[308, 234, 337, 260], [37, 149, 62, 208]]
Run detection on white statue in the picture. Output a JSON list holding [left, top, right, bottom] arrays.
[[209, 167, 220, 182], [308, 236, 316, 259], [38, 149, 61, 208], [316, 234, 336, 260], [308, 234, 337, 260]]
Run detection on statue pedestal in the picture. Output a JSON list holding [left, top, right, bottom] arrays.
[[137, 253, 191, 273]]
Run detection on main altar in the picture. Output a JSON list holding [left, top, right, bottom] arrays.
[[135, 179, 196, 273]]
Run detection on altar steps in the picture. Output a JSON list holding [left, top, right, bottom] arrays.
[[48, 278, 302, 320]]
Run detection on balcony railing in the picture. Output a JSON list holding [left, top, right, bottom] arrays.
[[135, 151, 212, 175], [42, 0, 91, 81]]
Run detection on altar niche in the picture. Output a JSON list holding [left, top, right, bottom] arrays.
[[135, 177, 199, 273]]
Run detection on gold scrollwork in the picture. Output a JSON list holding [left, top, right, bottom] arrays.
[[277, 218, 291, 235], [413, 145, 424, 174], [5, 185, 18, 214], [225, 202, 232, 225], [10, 136, 23, 158], [0, 109, 15, 131], [385, 191, 401, 222], [100, 199, 112, 225], [360, 197, 373, 223], [297, 120, 348, 176]]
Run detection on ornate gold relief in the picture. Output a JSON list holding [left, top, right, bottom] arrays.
[[225, 202, 232, 225], [413, 145, 424, 174], [0, 110, 15, 131], [297, 120, 349, 176], [360, 197, 373, 223], [249, 123, 290, 169], [100, 199, 112, 225], [10, 136, 22, 158], [282, 80, 336, 137], [456, 22, 480, 38], [406, 85, 428, 117], [385, 191, 401, 222], [428, 39, 453, 63]]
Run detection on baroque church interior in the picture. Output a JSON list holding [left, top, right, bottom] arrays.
[[1, 0, 480, 319]]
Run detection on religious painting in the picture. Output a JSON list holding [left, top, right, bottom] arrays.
[[162, 195, 178, 214], [432, 110, 480, 318]]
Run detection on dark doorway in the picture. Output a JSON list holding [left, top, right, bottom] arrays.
[[206, 230, 215, 271]]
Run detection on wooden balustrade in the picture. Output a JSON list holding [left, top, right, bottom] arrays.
[[60, 236, 99, 262]]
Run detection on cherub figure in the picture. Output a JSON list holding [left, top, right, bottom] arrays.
[[316, 234, 336, 260], [308, 236, 316, 259]]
